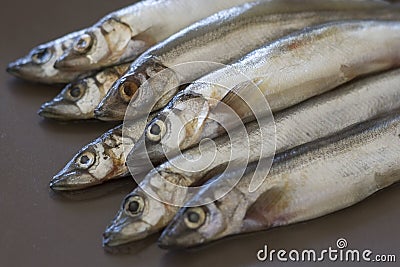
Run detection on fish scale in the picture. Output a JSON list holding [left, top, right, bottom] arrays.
[[275, 70, 400, 152], [129, 20, 400, 173], [96, 0, 400, 121], [55, 0, 253, 71], [103, 68, 400, 247], [159, 111, 400, 248], [275, 123, 399, 223]]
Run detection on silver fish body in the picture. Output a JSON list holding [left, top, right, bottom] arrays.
[[38, 63, 130, 120], [160, 110, 400, 248], [103, 68, 400, 247], [130, 20, 400, 173], [94, 0, 400, 121], [54, 0, 253, 71], [7, 30, 86, 84], [49, 113, 155, 190]]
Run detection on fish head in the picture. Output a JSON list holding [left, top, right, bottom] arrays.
[[103, 187, 172, 247], [158, 171, 250, 249], [158, 204, 225, 249], [7, 40, 69, 83], [103, 164, 194, 247], [38, 76, 104, 120], [55, 18, 147, 70], [95, 57, 178, 121], [127, 93, 211, 173], [160, 163, 285, 249], [49, 127, 127, 190], [94, 75, 136, 121]]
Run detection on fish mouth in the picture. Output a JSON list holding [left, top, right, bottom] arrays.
[[6, 61, 22, 76], [6, 59, 33, 79], [103, 223, 152, 247], [157, 231, 191, 250], [158, 228, 206, 250], [157, 232, 181, 250], [94, 105, 126, 121], [38, 101, 82, 120], [49, 172, 99, 191], [103, 230, 134, 247]]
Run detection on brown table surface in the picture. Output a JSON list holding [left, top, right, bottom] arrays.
[[1, 1, 399, 266]]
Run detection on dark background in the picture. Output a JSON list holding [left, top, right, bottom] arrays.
[[0, 1, 399, 266]]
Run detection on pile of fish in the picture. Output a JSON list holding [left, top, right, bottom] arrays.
[[8, 0, 400, 250]]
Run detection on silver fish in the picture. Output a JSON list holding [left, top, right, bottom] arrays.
[[54, 0, 253, 71], [102, 68, 400, 247], [159, 110, 400, 248], [49, 113, 155, 190], [7, 30, 86, 84], [94, 0, 399, 121], [38, 63, 130, 120], [129, 20, 400, 173]]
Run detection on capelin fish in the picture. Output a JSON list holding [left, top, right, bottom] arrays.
[[7, 30, 86, 84], [49, 113, 155, 191], [159, 110, 400, 248], [94, 0, 399, 121], [38, 63, 130, 120], [54, 0, 253, 71], [103, 68, 400, 247], [129, 20, 400, 173]]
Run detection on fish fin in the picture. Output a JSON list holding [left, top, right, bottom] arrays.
[[217, 80, 266, 123], [242, 183, 286, 231], [189, 100, 211, 143]]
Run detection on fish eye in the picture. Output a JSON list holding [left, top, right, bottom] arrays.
[[73, 33, 93, 54], [31, 48, 52, 64], [118, 80, 139, 103], [146, 119, 166, 142], [184, 207, 206, 229], [76, 151, 95, 169], [124, 196, 145, 216], [66, 84, 85, 100]]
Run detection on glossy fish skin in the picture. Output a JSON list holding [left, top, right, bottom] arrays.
[[54, 0, 252, 71], [38, 63, 130, 121], [103, 69, 400, 247], [7, 30, 86, 84], [160, 111, 400, 249], [49, 114, 154, 191], [130, 20, 400, 173], [274, 68, 400, 153], [95, 0, 399, 121]]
